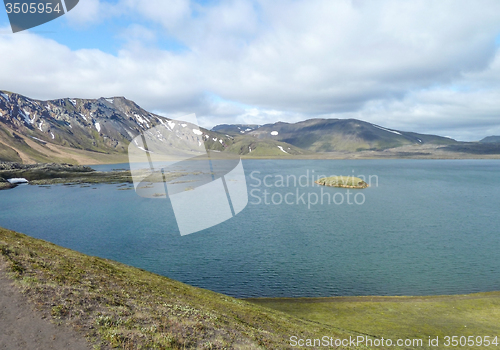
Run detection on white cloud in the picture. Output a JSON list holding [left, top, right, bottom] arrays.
[[203, 0, 500, 113], [0, 29, 202, 109]]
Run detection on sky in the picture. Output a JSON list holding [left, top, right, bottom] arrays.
[[1, 0, 500, 141]]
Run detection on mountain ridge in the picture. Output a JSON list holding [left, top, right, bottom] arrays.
[[2, 90, 498, 164], [214, 118, 457, 153], [480, 136, 500, 143], [0, 91, 231, 163]]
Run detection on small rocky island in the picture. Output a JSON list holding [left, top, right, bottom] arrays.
[[315, 176, 369, 189]]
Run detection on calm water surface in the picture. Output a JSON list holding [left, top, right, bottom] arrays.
[[1, 159, 499, 298]]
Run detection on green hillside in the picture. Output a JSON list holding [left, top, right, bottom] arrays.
[[0, 227, 365, 350], [247, 119, 457, 152], [226, 136, 309, 156], [250, 295, 500, 350]]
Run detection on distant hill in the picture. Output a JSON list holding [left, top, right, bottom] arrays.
[[480, 136, 500, 143], [215, 119, 457, 152], [224, 136, 308, 156], [442, 135, 500, 155], [441, 142, 500, 155], [211, 124, 260, 136]]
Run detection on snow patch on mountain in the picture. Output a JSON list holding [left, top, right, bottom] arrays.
[[372, 124, 402, 135], [277, 145, 288, 153], [20, 109, 34, 125]]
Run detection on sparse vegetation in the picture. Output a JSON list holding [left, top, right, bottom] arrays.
[[0, 227, 365, 350], [440, 143, 500, 155], [2, 224, 499, 349], [0, 141, 23, 162], [0, 177, 15, 190], [250, 295, 500, 350], [0, 162, 192, 190], [315, 176, 368, 189]]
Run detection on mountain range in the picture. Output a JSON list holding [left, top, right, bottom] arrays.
[[0, 91, 230, 163], [0, 90, 498, 164], [220, 119, 456, 153]]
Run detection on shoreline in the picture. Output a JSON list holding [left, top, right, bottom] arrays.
[[0, 227, 360, 349], [0, 162, 132, 190], [7, 151, 500, 168], [2, 226, 500, 349], [245, 290, 500, 303], [0, 162, 192, 190], [1, 224, 497, 303]]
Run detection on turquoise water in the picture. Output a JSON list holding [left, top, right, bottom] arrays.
[[1, 159, 499, 298]]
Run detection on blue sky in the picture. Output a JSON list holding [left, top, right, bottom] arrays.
[[0, 1, 188, 53], [2, 0, 500, 140]]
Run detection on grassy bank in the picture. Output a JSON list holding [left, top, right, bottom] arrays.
[[249, 295, 500, 350], [3, 226, 498, 349], [0, 227, 366, 350]]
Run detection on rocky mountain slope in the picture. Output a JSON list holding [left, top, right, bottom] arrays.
[[0, 91, 231, 163]]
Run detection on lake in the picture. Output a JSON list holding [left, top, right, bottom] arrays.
[[1, 159, 499, 298]]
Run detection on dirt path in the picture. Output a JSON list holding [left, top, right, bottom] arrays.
[[0, 260, 91, 350]]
